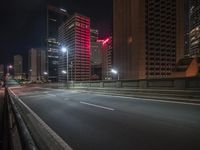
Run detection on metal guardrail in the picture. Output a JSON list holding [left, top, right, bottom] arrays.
[[5, 87, 38, 150]]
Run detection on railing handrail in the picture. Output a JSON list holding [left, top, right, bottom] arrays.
[[6, 87, 38, 150]]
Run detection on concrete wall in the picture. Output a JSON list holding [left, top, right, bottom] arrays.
[[67, 77, 200, 90]]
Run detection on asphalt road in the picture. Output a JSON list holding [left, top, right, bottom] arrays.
[[12, 87, 200, 150]]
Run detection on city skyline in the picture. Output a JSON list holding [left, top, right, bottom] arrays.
[[0, 0, 112, 66]]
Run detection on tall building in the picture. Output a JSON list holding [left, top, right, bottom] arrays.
[[99, 37, 113, 80], [58, 13, 90, 81], [184, 0, 190, 56], [189, 0, 200, 56], [46, 5, 69, 82], [90, 29, 102, 80], [113, 0, 184, 79], [14, 55, 23, 79], [47, 38, 60, 82], [29, 48, 47, 82]]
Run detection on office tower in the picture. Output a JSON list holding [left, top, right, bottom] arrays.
[[0, 64, 4, 80], [99, 37, 113, 80], [58, 13, 90, 81], [184, 0, 190, 56], [189, 0, 200, 56], [90, 29, 102, 80], [113, 0, 184, 79], [47, 38, 60, 82], [14, 55, 23, 79], [46, 5, 69, 82], [28, 48, 47, 82]]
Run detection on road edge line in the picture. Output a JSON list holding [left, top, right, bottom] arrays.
[[9, 89, 73, 150]]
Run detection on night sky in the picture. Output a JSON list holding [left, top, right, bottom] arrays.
[[0, 0, 113, 71]]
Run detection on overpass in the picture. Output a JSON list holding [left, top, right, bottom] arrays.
[[1, 78, 200, 150]]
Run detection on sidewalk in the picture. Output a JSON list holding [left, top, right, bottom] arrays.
[[0, 88, 4, 149]]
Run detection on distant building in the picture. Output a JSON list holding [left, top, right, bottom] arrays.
[[58, 13, 90, 82], [28, 48, 47, 82], [113, 0, 184, 79], [189, 0, 200, 56], [46, 5, 69, 82], [0, 64, 4, 80], [90, 29, 102, 80], [101, 37, 113, 80], [170, 56, 200, 78], [14, 55, 23, 79]]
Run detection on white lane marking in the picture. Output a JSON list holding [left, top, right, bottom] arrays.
[[94, 93, 200, 106], [9, 89, 73, 150], [47, 94, 57, 97], [80, 101, 115, 111]]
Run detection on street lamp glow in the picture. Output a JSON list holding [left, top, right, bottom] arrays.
[[111, 69, 119, 80], [60, 8, 67, 12], [61, 47, 67, 53], [44, 72, 48, 75], [111, 69, 118, 74], [62, 70, 67, 74], [8, 65, 13, 69]]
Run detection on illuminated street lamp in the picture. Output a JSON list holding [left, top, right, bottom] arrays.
[[61, 46, 69, 83], [7, 65, 13, 76], [43, 72, 48, 75], [62, 70, 67, 74], [111, 69, 119, 80]]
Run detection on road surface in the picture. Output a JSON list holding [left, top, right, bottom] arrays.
[[12, 86, 200, 150]]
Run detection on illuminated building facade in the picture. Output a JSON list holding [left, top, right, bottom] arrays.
[[14, 55, 23, 79], [58, 13, 90, 81], [47, 38, 60, 82], [28, 48, 47, 82], [100, 37, 113, 80], [113, 0, 184, 79], [46, 5, 69, 82], [189, 0, 200, 56], [90, 29, 102, 80]]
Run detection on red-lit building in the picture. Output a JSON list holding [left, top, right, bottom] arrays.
[[58, 13, 90, 81]]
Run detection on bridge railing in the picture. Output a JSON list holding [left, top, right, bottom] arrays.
[[4, 87, 72, 150], [4, 87, 37, 150]]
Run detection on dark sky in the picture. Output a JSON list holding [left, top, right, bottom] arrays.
[[0, 0, 113, 69]]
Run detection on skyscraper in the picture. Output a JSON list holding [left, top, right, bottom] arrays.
[[189, 0, 200, 56], [14, 55, 23, 79], [100, 37, 113, 80], [46, 5, 69, 82], [184, 0, 190, 56], [90, 29, 103, 80], [58, 13, 90, 81], [113, 0, 184, 79], [29, 48, 47, 82]]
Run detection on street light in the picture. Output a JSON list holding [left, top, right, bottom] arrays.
[[7, 65, 13, 76], [111, 69, 119, 80], [43, 72, 48, 75], [62, 70, 67, 74], [61, 46, 69, 83]]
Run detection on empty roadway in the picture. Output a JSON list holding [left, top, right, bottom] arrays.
[[11, 86, 200, 150]]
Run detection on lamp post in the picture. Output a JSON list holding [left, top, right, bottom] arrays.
[[43, 72, 48, 82], [111, 69, 119, 80], [61, 47, 69, 83]]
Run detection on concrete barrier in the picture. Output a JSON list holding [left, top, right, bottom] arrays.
[[66, 77, 200, 90]]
